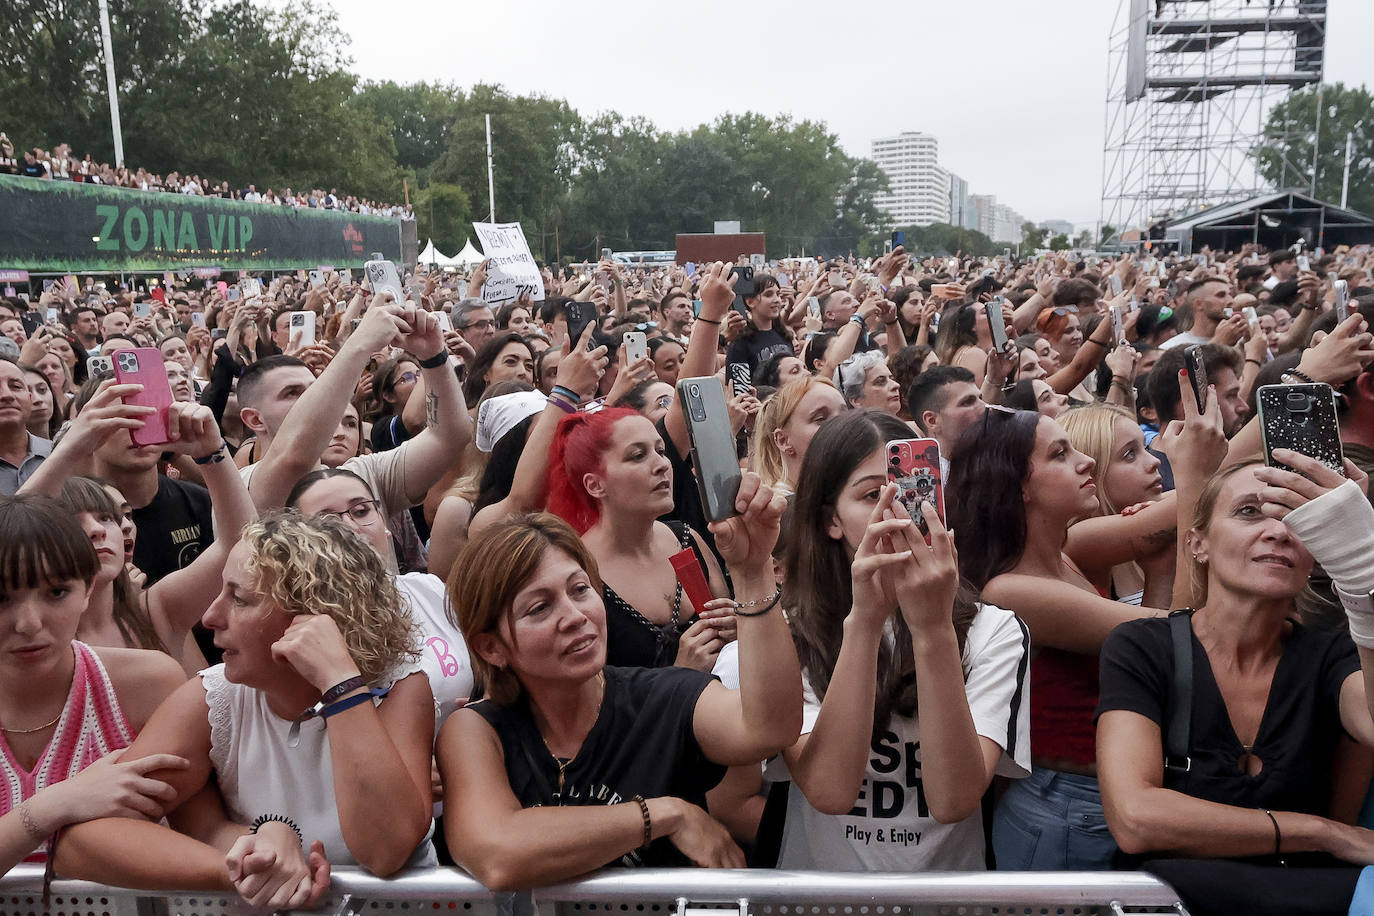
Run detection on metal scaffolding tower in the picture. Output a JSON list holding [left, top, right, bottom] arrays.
[[1100, 0, 1326, 237]]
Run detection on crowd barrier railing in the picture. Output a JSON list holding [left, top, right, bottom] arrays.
[[0, 864, 1187, 916]]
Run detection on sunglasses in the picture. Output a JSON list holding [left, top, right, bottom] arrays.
[[1049, 306, 1080, 316]]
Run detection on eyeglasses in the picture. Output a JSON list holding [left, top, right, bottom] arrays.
[[320, 499, 381, 526], [393, 370, 420, 386], [654, 394, 674, 410], [461, 319, 496, 331]]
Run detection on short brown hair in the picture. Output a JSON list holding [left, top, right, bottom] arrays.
[[1184, 459, 1263, 606], [447, 513, 602, 705]]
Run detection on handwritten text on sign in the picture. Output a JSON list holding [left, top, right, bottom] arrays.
[[473, 222, 545, 304]]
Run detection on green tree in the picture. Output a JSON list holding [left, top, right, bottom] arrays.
[[1073, 229, 1094, 249], [1254, 82, 1374, 213], [1021, 221, 1049, 250], [415, 183, 472, 253], [1048, 233, 1071, 251], [352, 81, 460, 176], [815, 159, 890, 257], [1099, 224, 1118, 246]]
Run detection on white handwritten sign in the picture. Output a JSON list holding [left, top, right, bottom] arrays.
[[473, 222, 546, 304]]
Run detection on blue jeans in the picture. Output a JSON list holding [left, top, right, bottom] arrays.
[[992, 768, 1118, 870]]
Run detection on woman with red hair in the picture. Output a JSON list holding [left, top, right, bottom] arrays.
[[546, 408, 732, 671]]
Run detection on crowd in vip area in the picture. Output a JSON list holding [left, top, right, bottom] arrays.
[[0, 131, 414, 217], [4, 236, 1374, 915]]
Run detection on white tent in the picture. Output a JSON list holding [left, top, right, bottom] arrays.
[[453, 238, 486, 267], [417, 239, 460, 268]]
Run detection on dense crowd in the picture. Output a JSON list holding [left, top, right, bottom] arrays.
[[0, 131, 414, 217], [3, 240, 1374, 914]]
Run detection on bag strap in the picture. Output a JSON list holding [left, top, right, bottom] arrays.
[[1164, 609, 1193, 774]]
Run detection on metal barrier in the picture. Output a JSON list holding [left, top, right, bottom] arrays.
[[0, 865, 1186, 916]]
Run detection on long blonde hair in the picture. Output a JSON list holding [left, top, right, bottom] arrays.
[[242, 511, 419, 684], [751, 376, 840, 490], [1060, 404, 1138, 517]]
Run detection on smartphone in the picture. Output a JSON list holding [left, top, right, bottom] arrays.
[[725, 359, 751, 397], [110, 348, 173, 446], [1297, 254, 1311, 273], [350, 318, 363, 333], [1242, 306, 1259, 330], [624, 331, 648, 364], [1184, 345, 1209, 413], [239, 277, 262, 299], [601, 247, 612, 260], [45, 307, 58, 324], [436, 309, 453, 334], [1110, 304, 1126, 345], [729, 265, 755, 314], [1334, 279, 1350, 323], [677, 376, 742, 522], [670, 547, 714, 618], [309, 269, 327, 289], [828, 268, 843, 289], [1109, 273, 1124, 296], [133, 301, 151, 318], [226, 287, 241, 302], [364, 257, 406, 306], [86, 354, 114, 377], [985, 300, 1011, 354], [891, 230, 905, 248], [1257, 383, 1344, 474], [289, 311, 316, 347], [886, 438, 944, 536], [562, 300, 596, 348], [190, 311, 206, 328], [692, 299, 703, 317], [807, 296, 821, 321], [211, 328, 227, 340]]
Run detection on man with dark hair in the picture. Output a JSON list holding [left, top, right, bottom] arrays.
[[452, 298, 496, 352], [1143, 343, 1250, 492], [0, 354, 47, 494], [656, 289, 694, 342], [66, 305, 101, 353], [1265, 249, 1298, 289], [906, 365, 986, 477], [537, 296, 572, 348]]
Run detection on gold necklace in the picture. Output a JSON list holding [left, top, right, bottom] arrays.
[[1, 709, 63, 734], [541, 671, 606, 795]]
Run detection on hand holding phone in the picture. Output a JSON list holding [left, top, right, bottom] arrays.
[[1184, 345, 1209, 413], [1258, 383, 1344, 474], [110, 348, 173, 446], [677, 377, 742, 521], [887, 438, 944, 537]]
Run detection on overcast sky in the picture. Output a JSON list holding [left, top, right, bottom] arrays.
[[301, 0, 1374, 231]]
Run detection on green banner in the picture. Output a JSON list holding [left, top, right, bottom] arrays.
[[0, 174, 403, 272]]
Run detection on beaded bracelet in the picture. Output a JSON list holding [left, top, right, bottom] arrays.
[[632, 795, 652, 849]]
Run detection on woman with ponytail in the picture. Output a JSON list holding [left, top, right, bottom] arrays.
[[546, 408, 731, 671]]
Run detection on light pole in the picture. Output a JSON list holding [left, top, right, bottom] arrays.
[[96, 0, 125, 168]]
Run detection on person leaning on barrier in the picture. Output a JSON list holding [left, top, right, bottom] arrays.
[[437, 474, 802, 891], [1097, 438, 1374, 915], [55, 511, 436, 910]]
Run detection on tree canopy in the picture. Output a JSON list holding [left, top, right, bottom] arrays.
[[1254, 82, 1374, 215]]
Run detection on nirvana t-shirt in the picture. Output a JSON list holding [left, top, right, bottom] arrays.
[[131, 475, 214, 584], [1097, 613, 1359, 815], [467, 665, 724, 868], [771, 605, 1031, 871]]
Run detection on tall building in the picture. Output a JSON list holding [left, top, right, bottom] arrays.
[[871, 132, 951, 228], [1040, 219, 1075, 237], [993, 204, 1026, 244], [948, 173, 970, 231], [969, 194, 999, 238]]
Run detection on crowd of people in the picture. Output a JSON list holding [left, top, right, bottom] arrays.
[[3, 239, 1374, 914], [0, 131, 414, 218]]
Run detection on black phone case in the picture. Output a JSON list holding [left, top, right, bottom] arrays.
[[1184, 346, 1209, 413], [1257, 383, 1344, 474], [563, 302, 594, 347]]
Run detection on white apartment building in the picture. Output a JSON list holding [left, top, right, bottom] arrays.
[[871, 132, 951, 228]]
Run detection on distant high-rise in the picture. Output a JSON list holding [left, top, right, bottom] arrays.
[[948, 173, 971, 231], [871, 132, 951, 228]]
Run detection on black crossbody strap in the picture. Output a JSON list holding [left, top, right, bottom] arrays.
[[1164, 610, 1193, 773]]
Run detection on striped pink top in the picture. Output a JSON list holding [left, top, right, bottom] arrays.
[[1, 641, 135, 861]]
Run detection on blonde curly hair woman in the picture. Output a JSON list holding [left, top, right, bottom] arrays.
[[57, 511, 435, 911]]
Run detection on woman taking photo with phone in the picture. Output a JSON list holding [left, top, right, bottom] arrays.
[[547, 407, 731, 671], [947, 384, 1215, 871], [771, 409, 1030, 870], [437, 476, 802, 890], [1097, 450, 1374, 915]]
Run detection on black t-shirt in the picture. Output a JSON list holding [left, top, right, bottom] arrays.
[[131, 474, 214, 585], [1097, 613, 1359, 815], [468, 665, 726, 867], [369, 412, 412, 453], [726, 330, 792, 389], [20, 162, 46, 179], [602, 522, 708, 669]]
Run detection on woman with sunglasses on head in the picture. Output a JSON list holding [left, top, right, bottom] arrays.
[[57, 512, 437, 909], [0, 494, 189, 875], [1037, 301, 1124, 406], [547, 407, 732, 672], [771, 409, 1030, 870], [1097, 446, 1374, 915], [947, 376, 1220, 871], [438, 478, 802, 890]]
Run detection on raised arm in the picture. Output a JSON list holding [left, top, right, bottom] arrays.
[[18, 380, 152, 496], [1046, 311, 1113, 395], [664, 262, 735, 458], [388, 309, 473, 505]]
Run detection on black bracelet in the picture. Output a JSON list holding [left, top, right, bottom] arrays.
[[1245, 358, 1263, 368], [192, 441, 230, 465], [418, 350, 448, 369], [1263, 809, 1285, 865], [1083, 337, 1108, 349], [734, 586, 783, 618], [632, 795, 652, 849], [1285, 367, 1317, 384], [695, 316, 721, 326], [251, 813, 303, 845], [319, 675, 366, 705]]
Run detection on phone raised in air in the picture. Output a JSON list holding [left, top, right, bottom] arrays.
[[1184, 345, 1209, 413], [364, 257, 405, 306], [289, 311, 316, 347], [887, 438, 944, 537], [623, 331, 648, 364], [985, 300, 1011, 355], [1334, 280, 1350, 323], [562, 300, 597, 350], [677, 376, 742, 522], [730, 265, 755, 315], [109, 347, 174, 446], [1257, 383, 1344, 475]]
